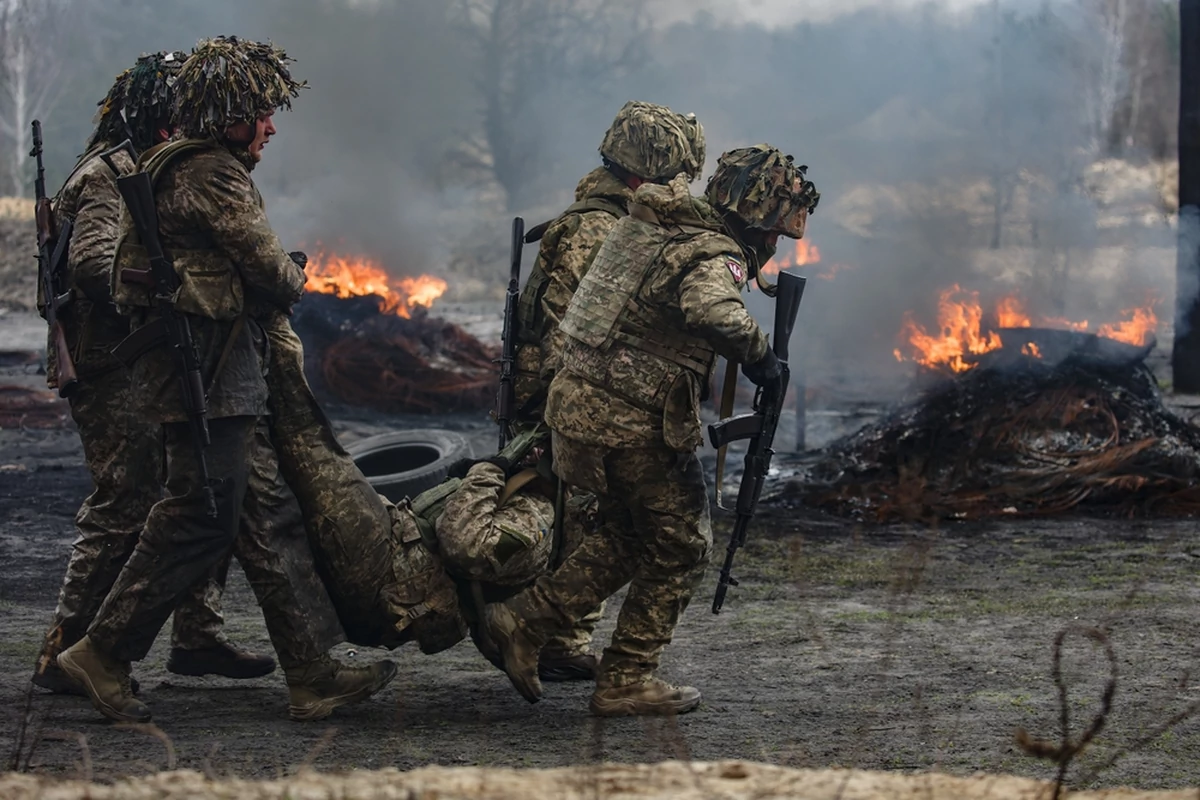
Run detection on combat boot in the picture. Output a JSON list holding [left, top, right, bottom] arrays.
[[589, 678, 702, 717], [481, 602, 542, 703], [284, 656, 398, 721], [56, 636, 150, 723], [538, 650, 598, 682], [167, 642, 276, 679]]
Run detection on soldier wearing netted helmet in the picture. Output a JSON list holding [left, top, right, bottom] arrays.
[[33, 51, 278, 698], [508, 101, 706, 683], [482, 144, 818, 716], [59, 36, 396, 724]]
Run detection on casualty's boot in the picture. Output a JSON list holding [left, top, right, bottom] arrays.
[[56, 636, 151, 723], [589, 678, 702, 717], [167, 642, 276, 679], [284, 656, 398, 721], [481, 601, 543, 703], [538, 649, 598, 682]]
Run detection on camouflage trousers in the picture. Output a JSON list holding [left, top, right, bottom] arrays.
[[543, 486, 605, 658], [511, 436, 711, 686], [88, 414, 344, 669], [37, 367, 226, 674]]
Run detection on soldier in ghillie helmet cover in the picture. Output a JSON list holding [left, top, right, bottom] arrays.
[[482, 145, 818, 716], [510, 100, 706, 683], [58, 37, 396, 725], [33, 51, 277, 697]]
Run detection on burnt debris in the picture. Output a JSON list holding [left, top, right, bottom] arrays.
[[776, 334, 1200, 521]]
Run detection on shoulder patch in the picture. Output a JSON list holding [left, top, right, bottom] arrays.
[[726, 258, 745, 283]]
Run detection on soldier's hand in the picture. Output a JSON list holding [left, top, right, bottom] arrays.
[[288, 251, 308, 269], [447, 457, 477, 480], [741, 349, 781, 387]]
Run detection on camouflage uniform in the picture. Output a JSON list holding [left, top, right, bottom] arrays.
[[87, 135, 344, 669], [512, 101, 706, 660], [34, 71, 230, 683]]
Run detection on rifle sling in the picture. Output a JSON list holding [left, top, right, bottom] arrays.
[[205, 311, 248, 397], [714, 358, 739, 511]]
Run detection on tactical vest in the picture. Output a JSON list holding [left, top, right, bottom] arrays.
[[557, 206, 719, 414], [516, 195, 627, 347], [111, 139, 246, 320]]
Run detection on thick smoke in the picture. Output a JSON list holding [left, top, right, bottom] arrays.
[[38, 0, 1178, 396]]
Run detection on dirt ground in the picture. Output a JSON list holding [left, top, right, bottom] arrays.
[[3, 401, 1200, 793]]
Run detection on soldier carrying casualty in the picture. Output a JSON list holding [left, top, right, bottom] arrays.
[[32, 51, 275, 698], [510, 100, 706, 682], [481, 144, 820, 717], [57, 36, 396, 725]]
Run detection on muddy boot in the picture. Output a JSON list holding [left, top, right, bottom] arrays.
[[589, 678, 701, 717], [56, 637, 150, 723], [481, 602, 542, 703], [284, 656, 398, 721], [538, 650, 598, 682], [167, 642, 276, 679]]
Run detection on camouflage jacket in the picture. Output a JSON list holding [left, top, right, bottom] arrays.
[[116, 140, 306, 422], [48, 143, 135, 381], [514, 167, 633, 411], [545, 177, 769, 451]]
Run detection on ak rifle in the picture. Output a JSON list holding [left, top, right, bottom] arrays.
[[495, 216, 523, 449], [707, 270, 806, 613], [31, 120, 78, 397]]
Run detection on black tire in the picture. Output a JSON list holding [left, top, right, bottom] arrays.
[[345, 429, 473, 503]]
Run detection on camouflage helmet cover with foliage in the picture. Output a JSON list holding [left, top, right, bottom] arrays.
[[90, 50, 187, 153], [173, 35, 306, 139], [705, 144, 820, 238], [599, 101, 706, 182]]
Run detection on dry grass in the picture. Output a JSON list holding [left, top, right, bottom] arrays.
[[0, 196, 34, 220]]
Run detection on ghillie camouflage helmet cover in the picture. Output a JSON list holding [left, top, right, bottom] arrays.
[[599, 101, 706, 183], [705, 144, 820, 238], [90, 51, 186, 153], [173, 35, 306, 139]]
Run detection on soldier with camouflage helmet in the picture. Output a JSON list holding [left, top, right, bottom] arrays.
[[57, 37, 396, 724], [33, 51, 277, 698], [511, 100, 706, 682], [481, 144, 819, 716]]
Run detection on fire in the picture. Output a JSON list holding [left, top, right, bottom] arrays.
[[1097, 306, 1158, 346], [893, 284, 1002, 373], [304, 252, 447, 318], [762, 238, 823, 277], [894, 287, 1160, 373]]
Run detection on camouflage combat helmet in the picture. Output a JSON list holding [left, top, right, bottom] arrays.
[[88, 50, 186, 154], [599, 101, 706, 183], [705, 145, 820, 239], [173, 35, 306, 139]]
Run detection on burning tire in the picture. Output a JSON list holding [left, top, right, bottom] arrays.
[[345, 429, 473, 503]]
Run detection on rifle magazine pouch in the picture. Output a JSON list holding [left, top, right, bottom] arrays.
[[662, 371, 703, 453], [111, 239, 155, 312], [172, 251, 243, 321]]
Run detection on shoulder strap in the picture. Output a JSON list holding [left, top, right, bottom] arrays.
[[525, 195, 628, 245], [139, 138, 217, 187]]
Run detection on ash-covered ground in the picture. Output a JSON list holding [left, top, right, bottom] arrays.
[[2, 309, 1200, 790]]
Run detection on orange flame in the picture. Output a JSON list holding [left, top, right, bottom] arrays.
[[762, 238, 823, 277], [1022, 342, 1042, 358], [996, 296, 1031, 328], [1097, 306, 1158, 346], [304, 252, 447, 318], [893, 284, 1002, 373]]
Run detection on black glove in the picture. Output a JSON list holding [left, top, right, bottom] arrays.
[[446, 457, 477, 480], [741, 349, 782, 387], [289, 251, 308, 269], [481, 455, 512, 476]]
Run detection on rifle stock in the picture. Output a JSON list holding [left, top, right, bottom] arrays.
[[709, 270, 806, 613], [31, 120, 79, 398], [496, 216, 523, 449]]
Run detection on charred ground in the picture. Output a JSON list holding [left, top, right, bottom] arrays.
[[3, 409, 1200, 790]]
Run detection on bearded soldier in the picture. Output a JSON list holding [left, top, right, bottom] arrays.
[[512, 101, 705, 682], [57, 37, 395, 724], [482, 145, 820, 716], [33, 52, 274, 697]]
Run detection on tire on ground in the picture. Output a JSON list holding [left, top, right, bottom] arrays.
[[345, 429, 473, 503]]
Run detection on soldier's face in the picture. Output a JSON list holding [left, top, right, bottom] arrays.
[[248, 114, 277, 162]]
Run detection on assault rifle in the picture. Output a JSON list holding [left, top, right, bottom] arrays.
[[31, 120, 79, 398], [110, 171, 217, 517], [707, 270, 806, 614], [495, 216, 523, 449]]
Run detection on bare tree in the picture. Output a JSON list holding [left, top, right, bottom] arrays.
[[0, 0, 72, 196], [447, 0, 652, 210]]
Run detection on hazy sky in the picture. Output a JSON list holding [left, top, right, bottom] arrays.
[[652, 0, 993, 27]]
